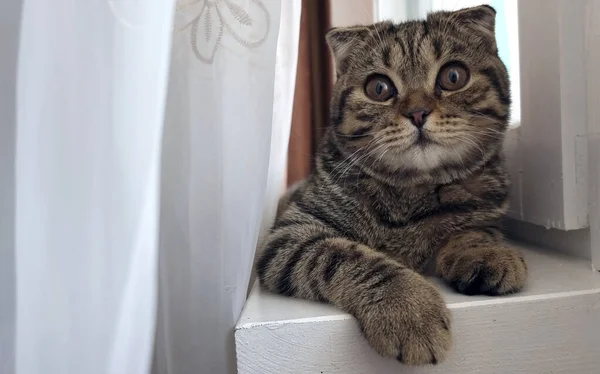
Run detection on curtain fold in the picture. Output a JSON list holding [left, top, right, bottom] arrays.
[[154, 1, 300, 373], [0, 1, 21, 373], [13, 1, 175, 373]]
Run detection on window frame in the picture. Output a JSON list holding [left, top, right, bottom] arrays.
[[586, 0, 600, 270], [505, 0, 589, 232]]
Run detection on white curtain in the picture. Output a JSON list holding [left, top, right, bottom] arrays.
[[154, 0, 300, 373], [1, 0, 301, 373]]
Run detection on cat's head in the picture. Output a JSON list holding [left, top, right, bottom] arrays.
[[326, 5, 510, 183]]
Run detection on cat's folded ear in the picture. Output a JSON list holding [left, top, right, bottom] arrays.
[[450, 5, 497, 45], [326, 25, 369, 75]]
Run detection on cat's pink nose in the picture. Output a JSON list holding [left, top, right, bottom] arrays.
[[403, 109, 430, 128]]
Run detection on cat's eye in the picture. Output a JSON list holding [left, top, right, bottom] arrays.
[[437, 63, 470, 91], [364, 75, 396, 102]]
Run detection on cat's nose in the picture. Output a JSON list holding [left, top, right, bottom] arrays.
[[403, 109, 430, 128]]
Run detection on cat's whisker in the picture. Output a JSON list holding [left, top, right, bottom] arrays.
[[337, 137, 390, 190], [456, 134, 487, 161], [345, 0, 385, 55], [464, 128, 506, 141], [365, 28, 386, 58], [337, 135, 398, 188], [467, 110, 509, 125], [373, 147, 391, 171], [336, 132, 376, 139], [319, 148, 364, 194], [322, 132, 388, 190], [337, 150, 374, 188]]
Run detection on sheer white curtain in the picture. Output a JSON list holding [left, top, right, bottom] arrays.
[[1, 0, 300, 373], [13, 1, 174, 373], [154, 1, 300, 373]]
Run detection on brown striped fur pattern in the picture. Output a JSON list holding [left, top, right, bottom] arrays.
[[257, 5, 526, 366]]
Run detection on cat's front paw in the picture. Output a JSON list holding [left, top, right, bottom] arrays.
[[357, 273, 452, 365], [437, 245, 527, 295]]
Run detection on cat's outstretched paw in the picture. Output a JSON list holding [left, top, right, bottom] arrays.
[[357, 272, 452, 365]]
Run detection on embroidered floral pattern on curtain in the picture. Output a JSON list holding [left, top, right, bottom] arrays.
[[176, 0, 270, 62]]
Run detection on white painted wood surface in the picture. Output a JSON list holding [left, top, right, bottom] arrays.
[[236, 244, 600, 373], [505, 219, 590, 261]]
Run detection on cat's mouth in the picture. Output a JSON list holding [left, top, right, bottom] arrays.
[[414, 131, 435, 147]]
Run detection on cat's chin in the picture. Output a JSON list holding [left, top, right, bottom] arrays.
[[382, 142, 470, 172], [407, 144, 449, 170]]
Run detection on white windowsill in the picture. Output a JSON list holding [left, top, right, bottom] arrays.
[[235, 243, 600, 374]]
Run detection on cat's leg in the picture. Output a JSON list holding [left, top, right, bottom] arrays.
[[436, 229, 527, 295], [257, 225, 451, 365]]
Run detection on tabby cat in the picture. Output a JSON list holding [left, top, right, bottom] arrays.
[[257, 5, 527, 365]]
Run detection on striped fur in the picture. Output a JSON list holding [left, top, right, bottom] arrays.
[[257, 5, 526, 366]]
